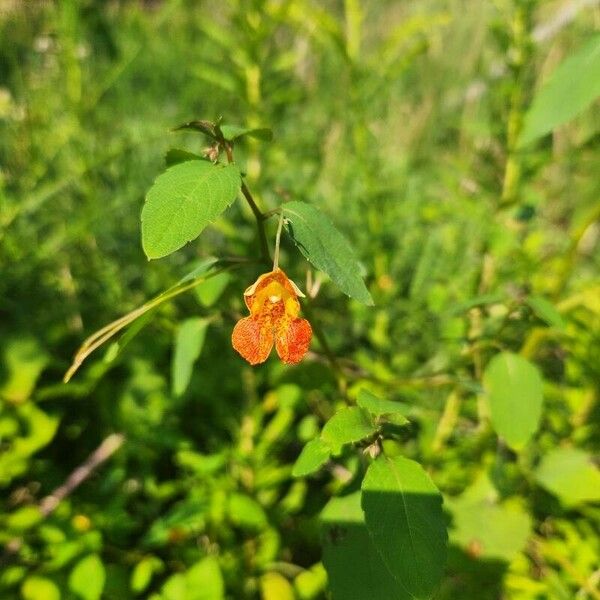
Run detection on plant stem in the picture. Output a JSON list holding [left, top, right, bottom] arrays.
[[273, 209, 284, 270], [223, 142, 271, 265]]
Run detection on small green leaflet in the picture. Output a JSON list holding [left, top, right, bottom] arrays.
[[320, 407, 377, 455], [519, 35, 600, 147], [141, 161, 241, 259], [292, 438, 331, 477], [220, 124, 273, 142], [69, 554, 106, 600], [525, 295, 565, 329], [185, 556, 225, 600], [282, 201, 373, 305], [483, 352, 543, 451], [361, 456, 447, 599], [172, 318, 209, 396], [356, 389, 410, 425], [535, 447, 600, 506]]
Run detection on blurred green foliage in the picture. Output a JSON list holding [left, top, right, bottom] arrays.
[[1, 0, 600, 598]]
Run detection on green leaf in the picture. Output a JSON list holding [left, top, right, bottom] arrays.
[[165, 148, 205, 167], [292, 438, 331, 477], [131, 556, 163, 594], [320, 407, 377, 455], [519, 35, 600, 147], [143, 500, 206, 546], [321, 492, 411, 600], [361, 456, 447, 599], [219, 124, 273, 142], [227, 493, 267, 530], [356, 389, 410, 424], [69, 554, 106, 600], [483, 352, 544, 450], [282, 201, 373, 305], [535, 447, 600, 506], [22, 576, 60, 600], [186, 556, 225, 600], [525, 295, 566, 329], [177, 257, 220, 285], [447, 475, 531, 562], [141, 161, 241, 259], [171, 318, 209, 396], [259, 572, 295, 600], [1, 337, 48, 403], [194, 271, 231, 307]]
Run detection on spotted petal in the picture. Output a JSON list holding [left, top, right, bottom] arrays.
[[232, 316, 274, 365], [275, 318, 312, 364]]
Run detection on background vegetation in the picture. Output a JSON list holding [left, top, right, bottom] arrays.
[[1, 0, 599, 598]]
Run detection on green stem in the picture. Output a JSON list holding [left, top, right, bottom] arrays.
[[224, 142, 271, 265]]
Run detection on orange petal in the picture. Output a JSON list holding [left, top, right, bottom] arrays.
[[275, 318, 312, 364], [232, 317, 274, 365]]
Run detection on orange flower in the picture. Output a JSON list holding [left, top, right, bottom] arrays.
[[232, 269, 312, 365]]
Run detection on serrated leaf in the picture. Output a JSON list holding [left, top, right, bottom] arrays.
[[356, 389, 410, 424], [321, 492, 411, 600], [171, 318, 209, 396], [165, 148, 205, 167], [292, 438, 331, 477], [519, 35, 600, 147], [525, 295, 566, 329], [220, 124, 273, 142], [321, 407, 377, 455], [141, 161, 241, 259], [361, 456, 447, 599], [69, 554, 105, 600], [535, 447, 600, 506], [282, 201, 373, 305], [483, 352, 543, 450]]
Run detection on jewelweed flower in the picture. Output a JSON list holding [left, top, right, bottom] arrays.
[[232, 269, 312, 365]]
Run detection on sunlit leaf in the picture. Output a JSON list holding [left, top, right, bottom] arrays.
[[519, 35, 600, 146], [321, 407, 377, 455], [260, 572, 295, 600], [69, 554, 105, 600], [21, 576, 60, 600], [483, 352, 543, 450], [292, 438, 331, 477], [141, 161, 241, 259], [535, 448, 600, 506], [186, 556, 225, 600], [282, 201, 373, 305], [447, 475, 531, 562], [356, 389, 410, 424]]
